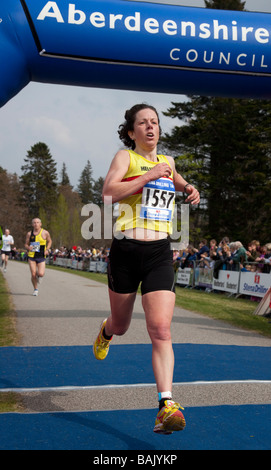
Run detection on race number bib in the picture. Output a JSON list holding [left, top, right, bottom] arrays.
[[30, 241, 40, 252], [140, 177, 175, 222]]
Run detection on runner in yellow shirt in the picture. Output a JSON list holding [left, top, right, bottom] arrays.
[[25, 218, 52, 296], [93, 104, 200, 434]]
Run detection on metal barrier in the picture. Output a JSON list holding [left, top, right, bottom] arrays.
[[176, 260, 271, 298], [47, 257, 108, 273]]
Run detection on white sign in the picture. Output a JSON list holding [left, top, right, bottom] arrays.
[[239, 272, 271, 298], [177, 268, 192, 286], [212, 270, 240, 294]]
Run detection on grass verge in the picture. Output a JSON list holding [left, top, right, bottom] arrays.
[[0, 272, 19, 346], [0, 272, 23, 412], [175, 287, 271, 338]]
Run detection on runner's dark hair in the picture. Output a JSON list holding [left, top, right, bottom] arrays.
[[118, 103, 162, 150]]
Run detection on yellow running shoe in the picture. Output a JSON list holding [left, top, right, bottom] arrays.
[[153, 400, 186, 435], [93, 319, 112, 360]]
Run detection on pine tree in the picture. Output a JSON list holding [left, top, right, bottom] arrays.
[[60, 162, 72, 187], [77, 160, 94, 204], [20, 142, 58, 220], [92, 177, 105, 206], [163, 99, 271, 244]]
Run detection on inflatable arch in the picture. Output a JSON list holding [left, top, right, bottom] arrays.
[[1, 0, 271, 107]]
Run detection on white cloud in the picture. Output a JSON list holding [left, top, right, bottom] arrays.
[[20, 116, 73, 147]]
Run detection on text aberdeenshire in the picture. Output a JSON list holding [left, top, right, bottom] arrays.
[[37, 2, 270, 45]]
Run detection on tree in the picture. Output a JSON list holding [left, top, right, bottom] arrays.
[[92, 177, 105, 206], [0, 169, 28, 247], [163, 98, 271, 244], [60, 162, 72, 187], [77, 160, 94, 204], [20, 142, 58, 220]]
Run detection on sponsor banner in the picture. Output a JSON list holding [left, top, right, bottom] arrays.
[[176, 268, 193, 286], [212, 270, 240, 294], [239, 271, 271, 298]]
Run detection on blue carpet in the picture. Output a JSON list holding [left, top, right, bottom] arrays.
[[1, 344, 270, 389], [0, 405, 270, 450]]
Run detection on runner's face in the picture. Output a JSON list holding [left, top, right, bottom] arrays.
[[32, 219, 42, 231], [129, 108, 160, 149]]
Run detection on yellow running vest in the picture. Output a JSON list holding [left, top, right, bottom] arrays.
[[28, 229, 47, 259], [115, 150, 175, 234]]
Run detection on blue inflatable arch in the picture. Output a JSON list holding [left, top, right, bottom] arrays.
[[1, 0, 271, 107]]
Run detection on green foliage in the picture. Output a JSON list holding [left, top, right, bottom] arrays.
[[2, 142, 108, 249], [0, 169, 28, 247], [77, 160, 94, 204], [175, 287, 271, 338], [20, 142, 58, 220], [92, 176, 105, 206], [0, 273, 18, 346], [162, 97, 271, 245], [60, 162, 72, 187]]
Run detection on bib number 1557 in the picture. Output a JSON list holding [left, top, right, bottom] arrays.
[[140, 178, 175, 222]]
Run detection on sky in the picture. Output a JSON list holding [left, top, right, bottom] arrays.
[[1, 0, 271, 188]]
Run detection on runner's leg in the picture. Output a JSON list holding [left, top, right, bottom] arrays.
[[28, 260, 38, 290], [142, 290, 176, 393], [105, 289, 137, 336], [36, 260, 46, 280]]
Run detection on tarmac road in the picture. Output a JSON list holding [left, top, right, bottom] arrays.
[[2, 260, 271, 415]]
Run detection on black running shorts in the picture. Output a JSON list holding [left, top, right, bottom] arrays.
[[107, 237, 175, 295]]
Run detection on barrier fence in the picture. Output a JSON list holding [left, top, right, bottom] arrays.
[[48, 257, 271, 299], [47, 257, 108, 273], [176, 261, 271, 298]]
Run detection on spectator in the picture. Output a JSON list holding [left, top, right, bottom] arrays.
[[256, 243, 271, 274], [198, 251, 211, 269], [195, 239, 209, 260], [246, 240, 258, 262], [181, 245, 197, 269], [217, 237, 230, 256], [209, 239, 217, 252], [229, 241, 247, 270], [213, 243, 233, 278]]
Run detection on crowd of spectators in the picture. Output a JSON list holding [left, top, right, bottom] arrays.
[[174, 237, 271, 275], [50, 245, 110, 264], [8, 237, 271, 277], [10, 244, 110, 268]]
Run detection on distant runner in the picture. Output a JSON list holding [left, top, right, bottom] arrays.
[[25, 218, 52, 296], [1, 228, 14, 273]]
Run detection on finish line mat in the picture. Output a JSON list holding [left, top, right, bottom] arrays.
[[1, 344, 270, 390], [0, 405, 270, 450]]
